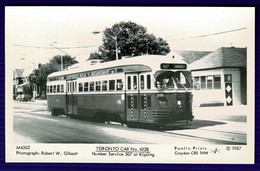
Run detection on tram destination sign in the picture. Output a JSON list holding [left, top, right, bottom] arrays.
[[160, 63, 187, 69]]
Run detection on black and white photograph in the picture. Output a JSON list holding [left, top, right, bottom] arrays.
[[5, 6, 255, 163]]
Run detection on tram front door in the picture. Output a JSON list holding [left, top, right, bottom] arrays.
[[66, 80, 78, 115], [125, 73, 140, 122]]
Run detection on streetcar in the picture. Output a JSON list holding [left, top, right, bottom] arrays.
[[47, 54, 194, 127]]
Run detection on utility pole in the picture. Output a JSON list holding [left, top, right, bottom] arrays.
[[50, 42, 69, 71], [93, 28, 122, 60]]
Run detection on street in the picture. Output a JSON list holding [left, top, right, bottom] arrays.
[[13, 100, 246, 144]]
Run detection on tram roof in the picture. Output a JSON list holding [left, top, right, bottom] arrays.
[[48, 54, 187, 78]]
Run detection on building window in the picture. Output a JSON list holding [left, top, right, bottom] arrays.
[[84, 82, 88, 92], [193, 77, 200, 90], [79, 83, 83, 92], [201, 76, 206, 90], [102, 80, 108, 91], [109, 80, 115, 91], [116, 79, 123, 90], [214, 75, 221, 89], [207, 76, 213, 89], [193, 75, 222, 90], [96, 81, 101, 91], [225, 74, 232, 82]]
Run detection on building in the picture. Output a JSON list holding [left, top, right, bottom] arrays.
[[13, 69, 25, 95], [187, 47, 247, 106], [13, 68, 38, 99], [175, 50, 212, 64]]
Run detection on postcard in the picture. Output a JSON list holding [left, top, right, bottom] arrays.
[[5, 6, 255, 164]]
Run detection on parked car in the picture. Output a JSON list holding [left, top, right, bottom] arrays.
[[16, 94, 32, 101]]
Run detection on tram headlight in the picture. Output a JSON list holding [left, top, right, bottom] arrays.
[[177, 100, 182, 107]]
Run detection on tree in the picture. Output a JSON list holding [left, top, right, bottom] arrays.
[[50, 55, 78, 71], [89, 21, 170, 61], [32, 55, 78, 98]]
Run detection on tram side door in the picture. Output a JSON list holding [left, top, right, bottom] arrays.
[[66, 80, 78, 115], [125, 73, 140, 122]]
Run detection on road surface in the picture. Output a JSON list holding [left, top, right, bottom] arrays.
[[13, 100, 246, 144]]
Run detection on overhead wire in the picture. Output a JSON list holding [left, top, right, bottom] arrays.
[[167, 27, 247, 41], [13, 44, 100, 49], [13, 27, 246, 49]]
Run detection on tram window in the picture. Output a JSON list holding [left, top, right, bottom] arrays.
[[117, 68, 123, 73], [109, 80, 115, 91], [50, 86, 53, 93], [109, 69, 115, 74], [53, 85, 56, 93], [60, 84, 64, 92], [79, 83, 83, 92], [127, 76, 131, 90], [102, 80, 108, 91], [155, 71, 192, 89], [67, 82, 70, 92], [96, 81, 101, 91], [133, 76, 137, 90], [127, 96, 131, 109], [147, 96, 151, 108], [141, 95, 145, 109], [147, 75, 151, 89], [116, 79, 123, 90], [134, 96, 137, 109], [70, 82, 74, 92], [84, 82, 89, 92], [47, 86, 49, 93], [140, 75, 144, 90], [57, 85, 60, 92], [90, 82, 94, 91], [75, 82, 77, 92]]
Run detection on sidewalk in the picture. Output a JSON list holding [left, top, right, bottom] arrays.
[[193, 105, 248, 123]]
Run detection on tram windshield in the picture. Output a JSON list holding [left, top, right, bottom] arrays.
[[155, 71, 192, 90]]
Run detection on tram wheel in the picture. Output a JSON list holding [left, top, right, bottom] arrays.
[[151, 124, 165, 130], [51, 109, 59, 116], [93, 113, 105, 123]]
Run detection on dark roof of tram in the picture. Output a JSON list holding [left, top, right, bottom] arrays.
[[189, 47, 247, 70]]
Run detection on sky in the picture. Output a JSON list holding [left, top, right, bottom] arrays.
[[5, 6, 254, 70]]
